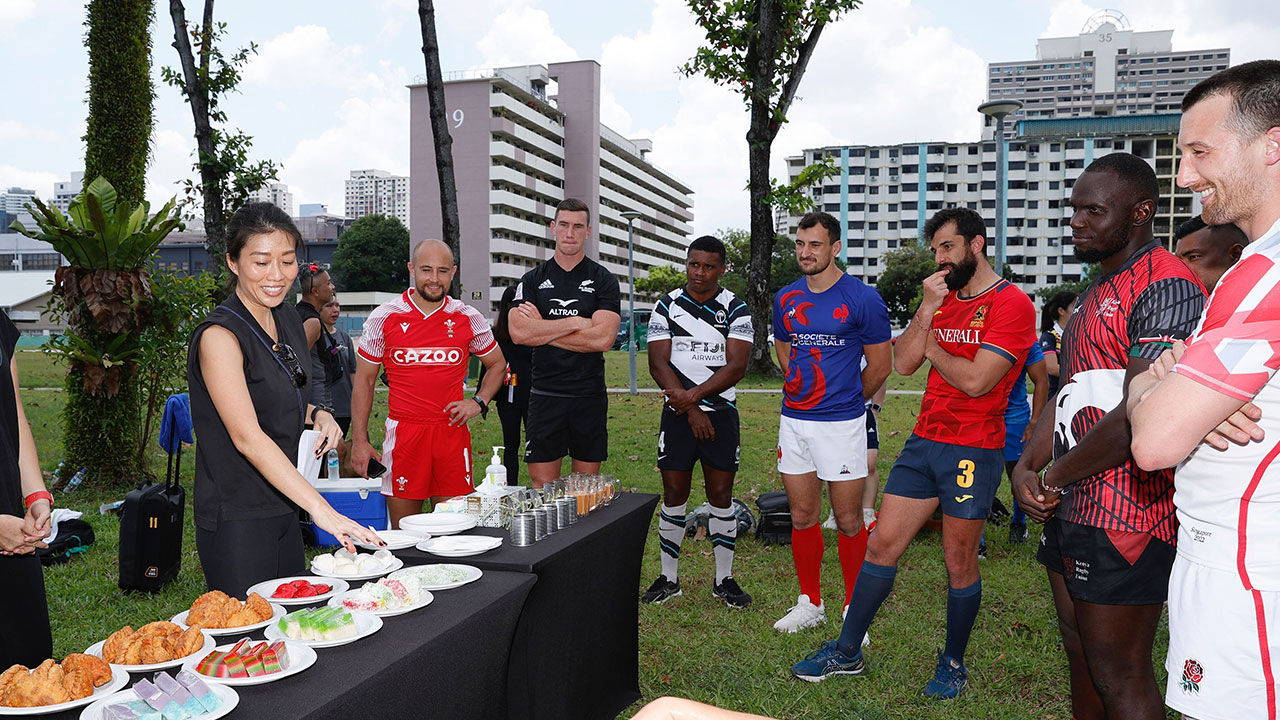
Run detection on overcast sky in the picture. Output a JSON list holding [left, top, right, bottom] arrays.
[[0, 0, 1273, 235]]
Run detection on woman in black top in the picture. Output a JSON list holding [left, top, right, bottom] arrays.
[[493, 285, 532, 484], [187, 203, 382, 595], [0, 309, 53, 667], [1037, 290, 1078, 397]]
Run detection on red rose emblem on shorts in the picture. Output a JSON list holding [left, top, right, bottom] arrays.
[[1180, 658, 1203, 694]]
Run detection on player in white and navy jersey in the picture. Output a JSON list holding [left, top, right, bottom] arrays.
[[641, 236, 753, 608], [1129, 60, 1280, 720]]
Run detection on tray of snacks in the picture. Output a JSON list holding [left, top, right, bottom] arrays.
[[182, 639, 316, 686], [328, 576, 434, 617], [80, 670, 237, 720], [86, 623, 215, 673], [247, 577, 348, 606], [387, 564, 482, 591], [172, 591, 283, 636], [0, 655, 126, 715], [310, 549, 402, 580], [264, 607, 382, 649]]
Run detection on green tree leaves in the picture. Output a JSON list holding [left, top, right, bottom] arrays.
[[331, 215, 412, 293]]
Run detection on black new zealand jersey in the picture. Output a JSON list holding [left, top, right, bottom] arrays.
[[514, 256, 621, 396]]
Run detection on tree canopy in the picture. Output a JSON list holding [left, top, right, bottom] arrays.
[[331, 215, 411, 293]]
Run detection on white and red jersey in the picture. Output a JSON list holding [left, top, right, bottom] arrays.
[[1172, 217, 1280, 590], [357, 290, 497, 424]]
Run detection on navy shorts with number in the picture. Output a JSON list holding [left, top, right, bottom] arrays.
[[883, 434, 1003, 519], [657, 405, 740, 472], [865, 410, 879, 451], [1037, 518, 1174, 605], [524, 392, 608, 464]]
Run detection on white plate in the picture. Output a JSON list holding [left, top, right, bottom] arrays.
[[387, 564, 483, 591], [80, 681, 238, 720], [415, 535, 502, 557], [355, 529, 423, 550], [0, 665, 127, 717], [85, 633, 216, 673], [246, 576, 349, 606], [309, 555, 403, 581], [327, 588, 435, 617], [398, 513, 478, 536], [180, 640, 317, 686], [172, 603, 286, 636], [263, 610, 382, 649]]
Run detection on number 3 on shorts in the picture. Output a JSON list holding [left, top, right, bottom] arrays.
[[956, 459, 975, 488]]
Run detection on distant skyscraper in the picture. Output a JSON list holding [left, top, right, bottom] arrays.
[[52, 172, 84, 213], [344, 169, 409, 229], [298, 203, 329, 217], [249, 181, 295, 216]]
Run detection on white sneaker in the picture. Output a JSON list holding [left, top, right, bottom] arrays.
[[822, 512, 837, 530], [841, 604, 871, 647], [863, 508, 877, 529], [774, 594, 825, 633]]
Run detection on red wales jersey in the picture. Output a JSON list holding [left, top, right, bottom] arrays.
[[1055, 242, 1206, 543], [913, 280, 1036, 449], [357, 290, 497, 423]]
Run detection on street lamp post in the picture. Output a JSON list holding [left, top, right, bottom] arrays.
[[620, 210, 643, 396], [977, 99, 1024, 278]]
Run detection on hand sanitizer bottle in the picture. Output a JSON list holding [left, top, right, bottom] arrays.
[[484, 446, 507, 487]]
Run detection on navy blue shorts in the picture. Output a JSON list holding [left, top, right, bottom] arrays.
[[865, 410, 879, 451], [883, 434, 1004, 519]]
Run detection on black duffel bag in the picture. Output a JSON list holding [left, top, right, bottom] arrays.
[[38, 517, 95, 566], [755, 490, 792, 545]]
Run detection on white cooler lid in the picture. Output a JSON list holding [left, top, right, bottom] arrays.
[[313, 477, 384, 493]]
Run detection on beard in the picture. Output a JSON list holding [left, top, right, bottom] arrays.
[[1073, 221, 1130, 264], [800, 256, 831, 276], [1201, 170, 1263, 227], [418, 283, 447, 302], [940, 249, 979, 291]]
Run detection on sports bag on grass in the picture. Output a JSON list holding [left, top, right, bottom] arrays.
[[755, 490, 792, 545], [119, 394, 189, 592]]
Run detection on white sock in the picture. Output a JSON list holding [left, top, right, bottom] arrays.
[[709, 504, 737, 584], [658, 503, 686, 582]]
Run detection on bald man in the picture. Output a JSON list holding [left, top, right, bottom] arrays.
[[350, 239, 506, 527], [1173, 216, 1248, 292]]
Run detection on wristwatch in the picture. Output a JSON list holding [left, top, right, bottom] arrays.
[[472, 396, 489, 419], [309, 404, 334, 424]]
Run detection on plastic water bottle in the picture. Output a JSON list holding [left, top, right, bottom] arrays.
[[326, 450, 340, 483], [65, 467, 88, 493], [52, 460, 66, 488]]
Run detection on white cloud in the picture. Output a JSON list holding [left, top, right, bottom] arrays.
[[475, 6, 580, 68], [145, 129, 196, 210], [243, 24, 368, 93], [0, 120, 61, 147], [0, 166, 60, 199]]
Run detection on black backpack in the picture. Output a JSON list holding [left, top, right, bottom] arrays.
[[37, 518, 95, 566], [755, 491, 792, 545]]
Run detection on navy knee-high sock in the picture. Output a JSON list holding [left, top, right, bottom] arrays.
[[836, 562, 897, 655], [943, 578, 982, 664]]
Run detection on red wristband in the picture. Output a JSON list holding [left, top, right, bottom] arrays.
[[24, 491, 52, 509]]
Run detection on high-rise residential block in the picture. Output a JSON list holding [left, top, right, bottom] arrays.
[[345, 169, 409, 229]]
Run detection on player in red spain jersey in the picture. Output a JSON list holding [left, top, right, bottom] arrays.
[[793, 207, 1035, 698], [350, 239, 506, 528], [1013, 154, 1206, 720]]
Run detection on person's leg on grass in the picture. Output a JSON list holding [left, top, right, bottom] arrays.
[[778, 471, 825, 629], [1075, 601, 1166, 720], [828, 478, 867, 612], [644, 469, 692, 604], [925, 514, 986, 698], [386, 496, 426, 529], [1048, 570, 1105, 720], [705, 466, 748, 607], [862, 448, 880, 528], [1004, 460, 1028, 543]]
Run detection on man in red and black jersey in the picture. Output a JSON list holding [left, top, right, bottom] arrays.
[[1013, 153, 1207, 720]]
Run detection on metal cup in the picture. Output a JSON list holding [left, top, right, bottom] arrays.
[[556, 497, 576, 526], [533, 506, 546, 540], [510, 512, 537, 546], [540, 504, 558, 534]]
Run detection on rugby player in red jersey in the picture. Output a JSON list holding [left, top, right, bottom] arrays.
[[793, 207, 1035, 699], [350, 239, 506, 528], [1013, 153, 1206, 720]]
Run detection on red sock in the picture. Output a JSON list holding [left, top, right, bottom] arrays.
[[791, 524, 824, 604], [837, 526, 869, 609]]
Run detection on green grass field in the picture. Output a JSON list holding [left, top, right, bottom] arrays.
[[16, 349, 1172, 719]]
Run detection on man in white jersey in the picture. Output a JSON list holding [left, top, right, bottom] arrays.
[[1128, 60, 1280, 720]]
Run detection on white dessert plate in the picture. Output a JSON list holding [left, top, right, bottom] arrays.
[[355, 529, 423, 551], [416, 535, 503, 557], [0, 665, 127, 717], [398, 513, 478, 536], [387, 564, 483, 591], [80, 681, 238, 720], [326, 588, 435, 617], [172, 603, 285, 637], [309, 555, 403, 581], [180, 640, 317, 687], [246, 576, 349, 606], [85, 633, 216, 673], [263, 610, 382, 649]]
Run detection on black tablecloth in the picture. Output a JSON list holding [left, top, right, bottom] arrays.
[[48, 570, 535, 719], [397, 491, 660, 720]]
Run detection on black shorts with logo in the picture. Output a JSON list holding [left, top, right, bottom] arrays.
[[1037, 517, 1175, 605], [866, 410, 879, 451], [524, 391, 608, 464], [657, 405, 740, 473]]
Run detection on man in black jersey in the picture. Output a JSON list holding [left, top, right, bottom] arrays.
[[509, 198, 622, 487]]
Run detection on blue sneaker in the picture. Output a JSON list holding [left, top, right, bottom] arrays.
[[923, 650, 968, 699], [791, 641, 865, 683]]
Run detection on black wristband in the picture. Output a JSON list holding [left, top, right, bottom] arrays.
[[473, 396, 488, 419]]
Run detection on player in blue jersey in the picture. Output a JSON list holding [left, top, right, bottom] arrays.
[[1001, 342, 1047, 545], [772, 211, 893, 633], [642, 236, 754, 608]]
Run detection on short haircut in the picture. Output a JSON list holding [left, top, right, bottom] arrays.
[[1084, 152, 1160, 205], [1182, 59, 1280, 138], [797, 211, 840, 244], [412, 237, 456, 265], [923, 207, 986, 252], [688, 235, 726, 263], [298, 262, 329, 295], [554, 198, 591, 226], [1175, 216, 1249, 247]]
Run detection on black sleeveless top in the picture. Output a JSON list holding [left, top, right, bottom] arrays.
[[0, 311, 22, 520], [187, 292, 308, 529]]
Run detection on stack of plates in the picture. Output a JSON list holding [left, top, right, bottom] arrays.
[[399, 513, 478, 537], [416, 535, 502, 557]]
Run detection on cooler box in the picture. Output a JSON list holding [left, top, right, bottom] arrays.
[[305, 477, 388, 547]]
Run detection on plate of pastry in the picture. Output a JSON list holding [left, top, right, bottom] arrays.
[[0, 656, 126, 715], [86, 623, 215, 673], [172, 592, 285, 637]]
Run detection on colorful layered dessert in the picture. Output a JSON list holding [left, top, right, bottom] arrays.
[[277, 607, 358, 641], [174, 670, 220, 712]]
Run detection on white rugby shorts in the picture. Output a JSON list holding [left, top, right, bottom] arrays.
[[776, 414, 867, 482]]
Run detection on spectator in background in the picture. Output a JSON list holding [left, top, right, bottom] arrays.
[[321, 294, 356, 472], [492, 285, 532, 484], [1037, 290, 1077, 398], [297, 263, 341, 419], [1173, 215, 1248, 292]]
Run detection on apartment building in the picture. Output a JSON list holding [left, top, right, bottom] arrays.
[[345, 169, 410, 231]]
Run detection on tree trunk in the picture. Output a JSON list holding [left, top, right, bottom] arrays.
[[168, 0, 228, 278], [83, 0, 153, 207], [418, 0, 462, 298]]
